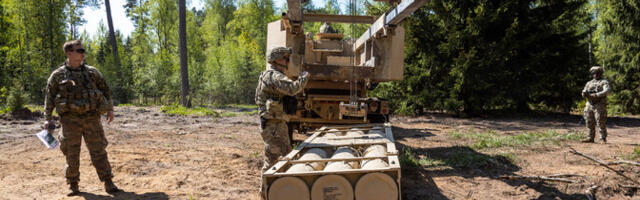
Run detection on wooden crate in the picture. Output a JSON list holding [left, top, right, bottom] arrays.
[[263, 123, 401, 200]]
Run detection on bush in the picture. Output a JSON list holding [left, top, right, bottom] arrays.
[[160, 105, 220, 117], [6, 82, 29, 113]]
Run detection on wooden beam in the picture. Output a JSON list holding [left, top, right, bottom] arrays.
[[354, 0, 428, 50], [287, 0, 302, 22], [304, 14, 376, 24], [385, 0, 428, 25]]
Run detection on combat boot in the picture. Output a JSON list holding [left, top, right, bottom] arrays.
[[600, 138, 607, 143], [104, 179, 121, 194], [581, 138, 594, 143], [68, 182, 80, 196]]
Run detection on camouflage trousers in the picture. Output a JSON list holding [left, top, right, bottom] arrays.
[[259, 118, 291, 197], [584, 102, 607, 140], [259, 118, 291, 171], [58, 113, 113, 184]]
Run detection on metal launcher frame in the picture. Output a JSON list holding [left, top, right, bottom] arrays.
[[266, 0, 427, 130]]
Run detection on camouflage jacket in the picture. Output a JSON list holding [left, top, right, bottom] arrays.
[[255, 67, 309, 120], [582, 78, 610, 105], [44, 63, 113, 120]]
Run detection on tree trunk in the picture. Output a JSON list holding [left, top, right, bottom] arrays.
[[105, 0, 123, 103], [178, 0, 190, 107], [48, 0, 55, 72]]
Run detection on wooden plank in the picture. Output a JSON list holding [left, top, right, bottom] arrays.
[[304, 13, 376, 24], [288, 156, 390, 164], [384, 123, 399, 154], [306, 140, 390, 148], [267, 167, 400, 177]]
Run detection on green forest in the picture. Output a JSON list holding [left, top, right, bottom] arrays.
[[0, 0, 638, 115]]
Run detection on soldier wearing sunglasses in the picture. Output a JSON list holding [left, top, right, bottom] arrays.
[[43, 40, 120, 196]]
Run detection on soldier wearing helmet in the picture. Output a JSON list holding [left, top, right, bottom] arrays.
[[255, 47, 310, 194], [319, 22, 338, 34], [581, 66, 610, 143]]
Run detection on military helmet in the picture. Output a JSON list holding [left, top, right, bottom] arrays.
[[589, 66, 604, 74], [319, 23, 338, 34], [267, 47, 292, 63]]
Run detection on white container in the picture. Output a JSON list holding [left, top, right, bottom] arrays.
[[269, 177, 310, 200], [345, 128, 365, 137], [355, 172, 398, 200], [324, 147, 358, 171], [287, 148, 328, 172], [311, 174, 354, 200], [324, 129, 341, 138], [361, 145, 388, 169]]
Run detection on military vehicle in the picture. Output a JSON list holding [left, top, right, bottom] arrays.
[[266, 0, 428, 133]]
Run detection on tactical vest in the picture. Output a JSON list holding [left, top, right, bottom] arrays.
[[585, 79, 608, 105], [256, 69, 288, 121], [55, 65, 109, 115]]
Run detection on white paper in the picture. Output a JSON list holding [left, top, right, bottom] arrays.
[[36, 130, 59, 149]]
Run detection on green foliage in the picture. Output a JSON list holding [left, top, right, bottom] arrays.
[[399, 148, 426, 167], [6, 81, 29, 113], [0, 86, 7, 106], [593, 0, 640, 114], [160, 105, 220, 116], [449, 129, 586, 150], [633, 145, 640, 160], [374, 0, 591, 115]]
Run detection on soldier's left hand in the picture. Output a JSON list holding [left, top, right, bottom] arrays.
[[589, 94, 597, 98], [106, 111, 114, 124]]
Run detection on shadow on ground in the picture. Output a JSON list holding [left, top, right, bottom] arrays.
[[394, 126, 589, 200], [79, 191, 169, 200]]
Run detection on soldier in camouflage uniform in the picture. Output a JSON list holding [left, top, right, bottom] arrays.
[[255, 47, 309, 194], [319, 22, 338, 34], [43, 40, 120, 196], [581, 66, 610, 143]]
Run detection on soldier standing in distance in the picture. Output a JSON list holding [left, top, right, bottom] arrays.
[[255, 47, 310, 194], [43, 40, 120, 196], [581, 66, 610, 143]]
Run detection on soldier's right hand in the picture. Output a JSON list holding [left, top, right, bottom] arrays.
[[42, 120, 55, 130], [301, 71, 310, 79]]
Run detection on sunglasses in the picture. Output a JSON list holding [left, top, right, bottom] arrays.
[[72, 48, 86, 54]]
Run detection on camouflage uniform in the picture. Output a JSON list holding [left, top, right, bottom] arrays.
[[582, 67, 610, 142], [256, 47, 309, 172], [44, 62, 114, 184], [255, 69, 308, 170]]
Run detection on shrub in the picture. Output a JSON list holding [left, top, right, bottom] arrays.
[[6, 82, 29, 113]]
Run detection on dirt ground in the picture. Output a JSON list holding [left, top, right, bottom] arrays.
[[0, 106, 639, 200]]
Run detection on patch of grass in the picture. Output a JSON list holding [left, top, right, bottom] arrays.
[[220, 112, 238, 117], [226, 104, 258, 109], [160, 105, 220, 117], [634, 145, 640, 160], [399, 148, 445, 167], [449, 129, 586, 150], [117, 103, 138, 107], [399, 147, 517, 169]]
